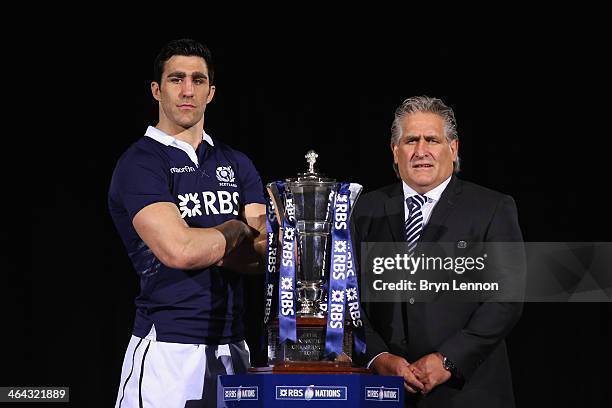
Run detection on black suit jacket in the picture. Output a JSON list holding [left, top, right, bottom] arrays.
[[352, 176, 524, 408]]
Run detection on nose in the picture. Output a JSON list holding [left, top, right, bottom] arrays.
[[414, 139, 429, 158], [181, 78, 195, 97]]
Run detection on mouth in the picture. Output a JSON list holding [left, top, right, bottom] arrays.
[[178, 104, 196, 109], [412, 163, 434, 169]]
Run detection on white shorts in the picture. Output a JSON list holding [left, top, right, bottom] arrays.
[[115, 329, 250, 408]]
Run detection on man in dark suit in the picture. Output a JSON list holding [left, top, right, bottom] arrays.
[[352, 96, 523, 407]]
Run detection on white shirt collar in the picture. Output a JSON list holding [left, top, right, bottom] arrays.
[[144, 126, 214, 147], [402, 175, 453, 204], [144, 126, 214, 166]]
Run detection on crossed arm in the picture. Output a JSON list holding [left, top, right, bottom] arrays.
[[132, 201, 267, 273]]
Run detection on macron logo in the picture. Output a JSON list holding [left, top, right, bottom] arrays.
[[171, 166, 196, 174]]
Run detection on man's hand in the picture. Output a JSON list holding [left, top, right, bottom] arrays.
[[216, 224, 263, 274], [371, 353, 425, 394], [216, 203, 268, 274], [411, 352, 451, 394], [213, 219, 255, 256]]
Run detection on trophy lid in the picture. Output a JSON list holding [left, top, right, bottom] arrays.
[[287, 150, 336, 184]]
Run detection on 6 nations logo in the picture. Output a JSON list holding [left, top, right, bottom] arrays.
[[276, 385, 347, 401], [365, 386, 399, 402], [223, 386, 258, 401]]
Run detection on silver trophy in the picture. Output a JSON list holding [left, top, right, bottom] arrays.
[[265, 150, 363, 366]]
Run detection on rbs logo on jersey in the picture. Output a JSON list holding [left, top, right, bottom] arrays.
[[178, 191, 240, 218]]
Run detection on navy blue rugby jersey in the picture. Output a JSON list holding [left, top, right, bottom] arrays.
[[108, 126, 265, 344]]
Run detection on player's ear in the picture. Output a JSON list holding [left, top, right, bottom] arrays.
[[151, 81, 161, 102], [206, 85, 216, 104]]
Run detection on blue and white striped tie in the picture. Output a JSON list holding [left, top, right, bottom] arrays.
[[405, 195, 427, 255]]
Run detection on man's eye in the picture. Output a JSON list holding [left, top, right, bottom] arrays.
[[428, 139, 440, 144], [194, 79, 205, 85], [170, 78, 181, 84]]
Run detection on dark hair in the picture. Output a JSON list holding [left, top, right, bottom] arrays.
[[153, 38, 214, 85]]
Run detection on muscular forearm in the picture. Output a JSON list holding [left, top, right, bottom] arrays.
[[178, 219, 252, 270]]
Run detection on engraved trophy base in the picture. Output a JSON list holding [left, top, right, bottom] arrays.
[[252, 317, 370, 374]]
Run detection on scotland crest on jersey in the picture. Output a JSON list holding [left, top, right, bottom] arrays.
[[216, 165, 237, 187]]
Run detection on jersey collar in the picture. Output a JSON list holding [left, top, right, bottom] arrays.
[[144, 126, 214, 166]]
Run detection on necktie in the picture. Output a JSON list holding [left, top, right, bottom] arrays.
[[405, 195, 427, 255]]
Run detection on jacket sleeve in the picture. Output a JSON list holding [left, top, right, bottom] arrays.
[[350, 207, 392, 366]]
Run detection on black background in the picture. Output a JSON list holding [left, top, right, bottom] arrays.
[[9, 24, 611, 407]]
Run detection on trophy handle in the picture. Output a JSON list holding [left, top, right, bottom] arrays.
[[347, 183, 363, 221], [266, 183, 285, 226]]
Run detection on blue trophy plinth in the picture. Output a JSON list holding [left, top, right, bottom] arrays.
[[217, 373, 404, 407]]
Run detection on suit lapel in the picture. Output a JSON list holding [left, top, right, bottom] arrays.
[[384, 183, 406, 242], [419, 176, 462, 243]]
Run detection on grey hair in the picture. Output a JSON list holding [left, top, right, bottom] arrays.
[[391, 95, 460, 176]]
